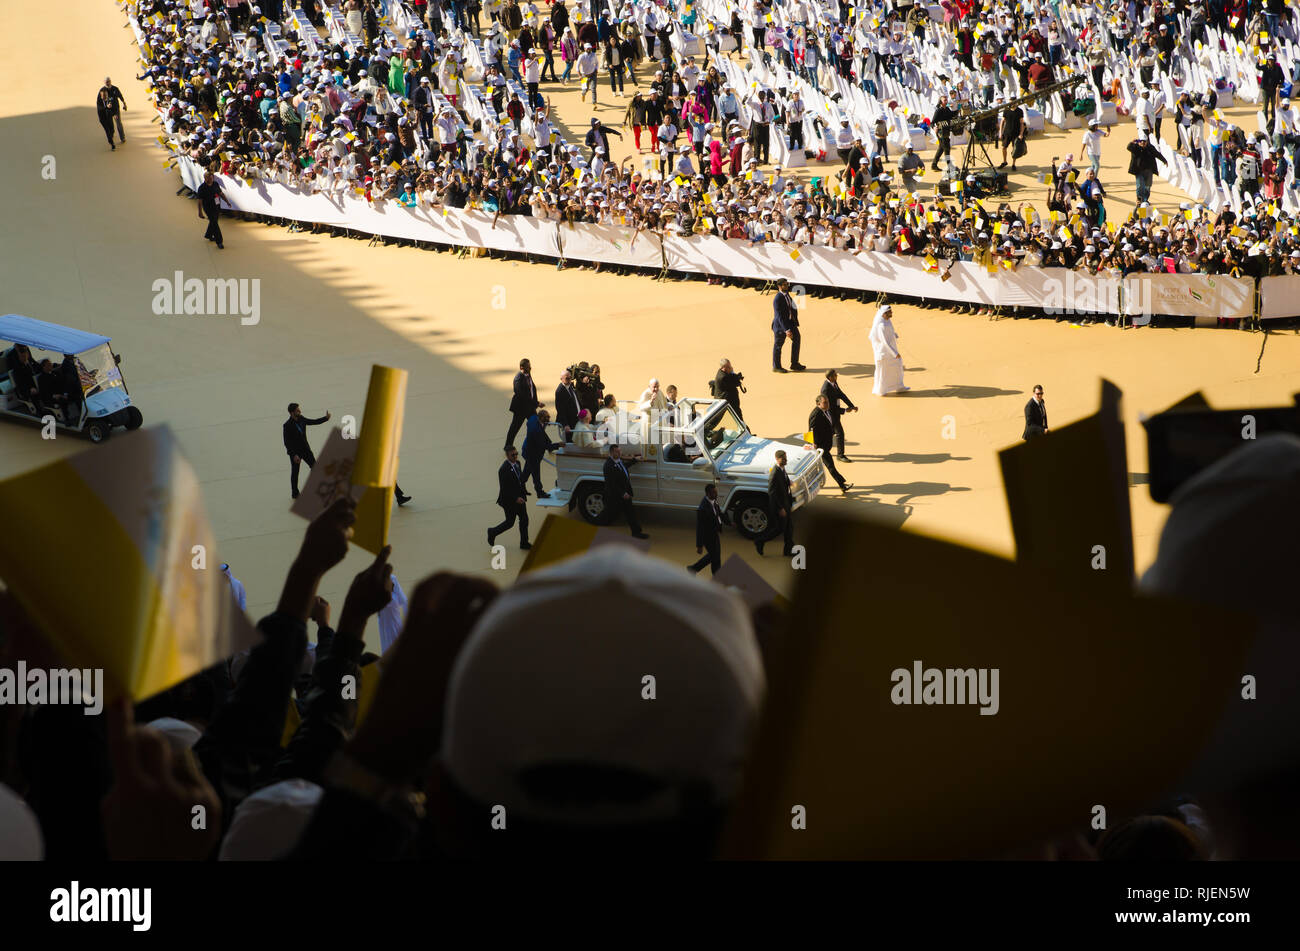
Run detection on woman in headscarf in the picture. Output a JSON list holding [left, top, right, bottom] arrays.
[[869, 304, 908, 395]]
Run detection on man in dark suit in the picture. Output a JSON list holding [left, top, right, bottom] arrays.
[[521, 409, 562, 498], [1022, 384, 1048, 440], [7, 346, 41, 412], [505, 357, 543, 450], [35, 360, 72, 419], [554, 369, 581, 439], [714, 357, 745, 421], [488, 446, 532, 549], [755, 449, 795, 557], [819, 369, 858, 461], [809, 395, 852, 492], [284, 402, 331, 499], [603, 443, 649, 538], [771, 278, 804, 372], [687, 483, 727, 575]]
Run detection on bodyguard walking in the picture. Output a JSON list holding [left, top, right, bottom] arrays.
[[283, 402, 331, 499], [197, 170, 227, 249], [771, 279, 804, 372], [487, 446, 531, 550], [819, 369, 858, 461], [505, 357, 543, 450], [96, 77, 127, 149], [809, 395, 852, 493], [687, 483, 727, 576], [755, 449, 795, 557]]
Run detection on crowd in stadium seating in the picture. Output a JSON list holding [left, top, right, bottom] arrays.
[[129, 0, 1300, 283]]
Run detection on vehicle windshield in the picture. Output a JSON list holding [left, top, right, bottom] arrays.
[[75, 344, 123, 398], [698, 404, 748, 461]]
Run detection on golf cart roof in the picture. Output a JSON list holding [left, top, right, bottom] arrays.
[[0, 315, 111, 354]]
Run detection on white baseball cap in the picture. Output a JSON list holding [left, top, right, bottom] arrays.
[[441, 548, 764, 825], [217, 780, 324, 860]]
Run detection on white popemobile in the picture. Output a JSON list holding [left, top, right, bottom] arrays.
[[538, 397, 825, 539]]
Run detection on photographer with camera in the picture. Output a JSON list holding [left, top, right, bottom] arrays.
[[931, 95, 958, 172], [713, 357, 746, 421]]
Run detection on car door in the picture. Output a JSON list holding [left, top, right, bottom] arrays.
[[656, 451, 706, 507]]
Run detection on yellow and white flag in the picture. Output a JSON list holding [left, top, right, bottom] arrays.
[[291, 365, 408, 555], [0, 426, 255, 702]]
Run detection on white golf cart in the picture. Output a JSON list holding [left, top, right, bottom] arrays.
[[0, 314, 143, 443]]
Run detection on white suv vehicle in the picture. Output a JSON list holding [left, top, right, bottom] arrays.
[[539, 398, 825, 539]]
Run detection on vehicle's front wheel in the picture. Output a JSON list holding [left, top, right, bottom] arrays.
[[572, 482, 612, 525], [731, 495, 771, 540], [87, 421, 112, 444], [124, 406, 143, 430]]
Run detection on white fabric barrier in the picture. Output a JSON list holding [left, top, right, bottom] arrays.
[[558, 223, 664, 269], [1124, 273, 1254, 321], [184, 157, 562, 255], [179, 156, 1276, 318], [1259, 275, 1300, 320]]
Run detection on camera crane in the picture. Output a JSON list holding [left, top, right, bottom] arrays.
[[936, 74, 1088, 185]]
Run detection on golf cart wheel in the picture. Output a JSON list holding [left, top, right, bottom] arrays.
[[87, 421, 112, 444], [124, 406, 143, 430], [732, 496, 771, 540], [573, 483, 612, 525]]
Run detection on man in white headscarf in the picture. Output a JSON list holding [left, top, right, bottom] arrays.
[[869, 305, 908, 395], [377, 574, 408, 654], [220, 562, 247, 612]]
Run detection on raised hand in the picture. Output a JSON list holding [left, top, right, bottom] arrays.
[[100, 699, 221, 861]]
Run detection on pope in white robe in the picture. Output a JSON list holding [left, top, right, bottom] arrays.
[[869, 305, 908, 395]]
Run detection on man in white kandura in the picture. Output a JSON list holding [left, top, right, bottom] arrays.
[[869, 304, 908, 395]]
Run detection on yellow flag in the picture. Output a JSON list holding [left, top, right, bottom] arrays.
[[351, 365, 409, 554], [0, 426, 255, 702]]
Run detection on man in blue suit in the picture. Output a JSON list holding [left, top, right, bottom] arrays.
[[521, 408, 562, 499], [772, 278, 804, 373]]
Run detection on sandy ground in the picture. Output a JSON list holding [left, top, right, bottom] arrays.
[[1, 4, 1298, 650]]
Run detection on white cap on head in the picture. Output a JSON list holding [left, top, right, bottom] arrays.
[[1140, 434, 1300, 792], [0, 783, 42, 860], [442, 548, 764, 824], [146, 718, 202, 753], [218, 780, 324, 860]]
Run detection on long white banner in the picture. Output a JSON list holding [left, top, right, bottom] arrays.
[[177, 158, 1272, 318], [1124, 273, 1254, 321], [1260, 274, 1300, 320]]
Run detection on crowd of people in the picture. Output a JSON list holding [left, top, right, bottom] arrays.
[[124, 0, 1300, 296], [4, 0, 1299, 869], [5, 434, 1299, 860]]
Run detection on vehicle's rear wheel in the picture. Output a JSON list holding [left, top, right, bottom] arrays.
[[573, 482, 612, 525], [87, 421, 112, 444], [124, 406, 143, 430], [732, 495, 771, 540]]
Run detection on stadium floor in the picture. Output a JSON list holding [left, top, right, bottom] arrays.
[[1, 2, 1298, 643]]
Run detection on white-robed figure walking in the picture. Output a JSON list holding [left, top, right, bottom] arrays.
[[377, 574, 408, 655], [869, 304, 908, 395]]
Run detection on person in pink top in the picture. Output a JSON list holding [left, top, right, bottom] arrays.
[[680, 92, 707, 127], [709, 134, 725, 185]]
